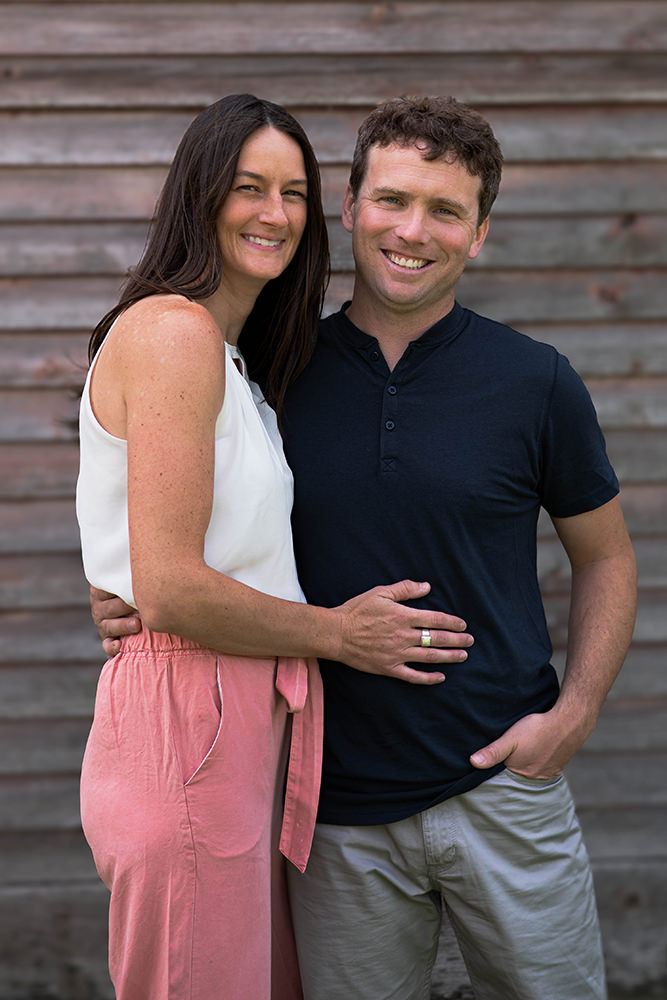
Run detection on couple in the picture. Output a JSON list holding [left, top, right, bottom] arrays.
[[78, 93, 636, 1000]]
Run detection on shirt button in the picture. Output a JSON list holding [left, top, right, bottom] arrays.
[[385, 419, 395, 430], [371, 350, 380, 361], [387, 385, 397, 395]]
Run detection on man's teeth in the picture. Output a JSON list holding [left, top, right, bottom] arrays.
[[246, 235, 281, 247], [385, 251, 429, 269]]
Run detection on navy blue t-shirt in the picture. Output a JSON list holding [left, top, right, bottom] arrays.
[[282, 303, 619, 825]]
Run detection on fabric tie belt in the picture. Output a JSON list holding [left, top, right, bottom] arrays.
[[275, 657, 323, 872]]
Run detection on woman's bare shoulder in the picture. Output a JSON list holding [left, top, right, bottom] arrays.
[[113, 294, 221, 354]]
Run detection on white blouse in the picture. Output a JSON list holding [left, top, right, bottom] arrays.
[[76, 340, 305, 609]]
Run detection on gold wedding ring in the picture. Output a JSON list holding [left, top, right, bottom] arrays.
[[420, 628, 432, 648]]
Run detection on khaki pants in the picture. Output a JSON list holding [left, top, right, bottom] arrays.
[[288, 769, 605, 1000]]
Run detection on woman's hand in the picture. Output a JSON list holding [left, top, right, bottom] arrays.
[[336, 579, 473, 684], [90, 578, 474, 684]]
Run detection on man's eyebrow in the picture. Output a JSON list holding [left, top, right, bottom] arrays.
[[235, 170, 307, 186]]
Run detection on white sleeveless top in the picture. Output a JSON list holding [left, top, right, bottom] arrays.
[[76, 340, 305, 609]]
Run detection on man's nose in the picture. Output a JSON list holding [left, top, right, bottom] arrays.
[[393, 206, 429, 243]]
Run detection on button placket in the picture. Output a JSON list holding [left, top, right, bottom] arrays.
[[380, 377, 399, 472]]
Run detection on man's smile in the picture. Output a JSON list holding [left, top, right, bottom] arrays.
[[382, 249, 431, 270]]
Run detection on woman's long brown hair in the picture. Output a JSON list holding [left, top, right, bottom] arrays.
[[88, 94, 329, 416]]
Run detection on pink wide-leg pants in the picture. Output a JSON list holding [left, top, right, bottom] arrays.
[[80, 628, 323, 1000]]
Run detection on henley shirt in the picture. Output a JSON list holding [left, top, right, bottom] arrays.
[[282, 302, 619, 826]]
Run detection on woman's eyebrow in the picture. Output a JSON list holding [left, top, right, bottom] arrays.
[[235, 169, 307, 186]]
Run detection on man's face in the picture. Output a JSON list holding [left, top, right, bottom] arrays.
[[342, 142, 489, 327]]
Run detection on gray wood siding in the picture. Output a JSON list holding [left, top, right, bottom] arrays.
[[1, 2, 665, 997]]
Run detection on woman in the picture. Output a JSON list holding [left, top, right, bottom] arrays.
[[77, 94, 455, 1000]]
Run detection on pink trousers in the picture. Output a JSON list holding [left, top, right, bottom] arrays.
[[80, 628, 323, 1000]]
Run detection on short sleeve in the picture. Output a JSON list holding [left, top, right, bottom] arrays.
[[540, 354, 619, 518]]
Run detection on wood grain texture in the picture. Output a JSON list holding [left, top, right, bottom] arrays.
[[2, 3, 667, 55], [2, 52, 666, 108], [3, 106, 667, 166]]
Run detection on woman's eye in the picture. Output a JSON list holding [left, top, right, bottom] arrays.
[[284, 189, 307, 199]]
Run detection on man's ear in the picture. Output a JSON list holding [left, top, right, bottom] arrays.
[[342, 184, 355, 234], [468, 216, 489, 260]]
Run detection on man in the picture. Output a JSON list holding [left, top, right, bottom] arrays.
[[94, 97, 636, 999]]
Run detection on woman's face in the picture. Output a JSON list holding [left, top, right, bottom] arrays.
[[215, 126, 308, 294]]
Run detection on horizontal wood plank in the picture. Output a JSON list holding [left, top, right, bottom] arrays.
[[0, 775, 82, 830], [0, 166, 166, 221], [568, 751, 667, 807], [604, 429, 667, 483], [0, 553, 88, 608], [593, 860, 667, 990], [519, 323, 667, 377], [0, 719, 89, 775], [0, 830, 97, 885], [0, 388, 81, 441], [0, 500, 80, 553], [601, 644, 667, 700], [450, 270, 667, 325], [2, 3, 666, 56], [0, 443, 79, 499], [2, 51, 667, 108], [0, 883, 112, 1000], [0, 332, 88, 387], [0, 222, 148, 276], [582, 812, 667, 864], [0, 664, 99, 719], [3, 106, 667, 167]]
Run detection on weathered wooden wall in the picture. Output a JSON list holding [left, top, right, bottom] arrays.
[[0, 2, 665, 997]]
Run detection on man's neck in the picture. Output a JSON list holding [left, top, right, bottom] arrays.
[[344, 294, 455, 371]]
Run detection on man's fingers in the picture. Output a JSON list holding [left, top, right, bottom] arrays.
[[390, 664, 446, 685], [378, 579, 432, 603], [411, 647, 469, 663], [428, 628, 474, 649], [98, 615, 141, 639], [421, 611, 469, 633], [409, 628, 473, 662]]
